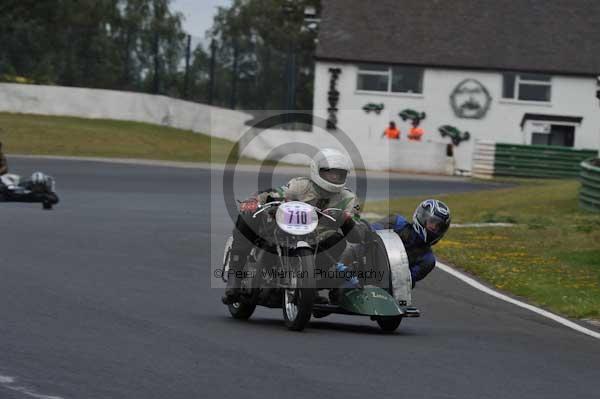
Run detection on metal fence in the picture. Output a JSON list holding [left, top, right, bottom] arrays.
[[0, 25, 314, 112], [0, 26, 209, 102]]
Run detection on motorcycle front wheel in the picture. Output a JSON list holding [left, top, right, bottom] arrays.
[[282, 247, 315, 331]]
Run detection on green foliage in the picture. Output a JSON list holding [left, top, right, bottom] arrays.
[[0, 0, 320, 110], [0, 0, 187, 94], [208, 0, 320, 110]]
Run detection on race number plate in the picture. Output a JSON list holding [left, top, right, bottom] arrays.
[[276, 202, 318, 235]]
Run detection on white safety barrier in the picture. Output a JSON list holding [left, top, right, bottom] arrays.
[[472, 140, 496, 179], [239, 127, 450, 173], [0, 83, 253, 141], [0, 83, 451, 173]]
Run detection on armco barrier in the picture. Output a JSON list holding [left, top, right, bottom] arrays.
[[495, 143, 597, 178], [580, 158, 600, 212], [472, 141, 598, 178]]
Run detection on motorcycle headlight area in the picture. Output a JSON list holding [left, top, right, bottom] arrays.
[[275, 201, 319, 236]]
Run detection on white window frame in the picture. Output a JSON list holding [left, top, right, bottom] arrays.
[[505, 73, 552, 102], [356, 67, 392, 92], [356, 65, 423, 95]]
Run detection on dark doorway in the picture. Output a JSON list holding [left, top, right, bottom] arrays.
[[549, 124, 575, 147], [531, 124, 575, 147]]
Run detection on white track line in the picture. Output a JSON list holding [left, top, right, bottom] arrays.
[[451, 223, 514, 228], [436, 262, 600, 340], [0, 374, 64, 399]]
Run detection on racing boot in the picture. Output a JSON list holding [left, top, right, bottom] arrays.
[[42, 192, 59, 210], [221, 249, 247, 305]]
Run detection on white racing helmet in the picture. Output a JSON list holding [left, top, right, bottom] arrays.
[[30, 171, 54, 191], [310, 148, 351, 193], [31, 171, 47, 185]]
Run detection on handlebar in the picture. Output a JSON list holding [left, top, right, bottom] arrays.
[[252, 201, 283, 218], [252, 201, 341, 222]]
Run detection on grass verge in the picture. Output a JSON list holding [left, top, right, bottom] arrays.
[[0, 112, 241, 163], [366, 179, 600, 319]]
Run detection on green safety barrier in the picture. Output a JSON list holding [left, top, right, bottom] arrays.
[[580, 158, 600, 212], [492, 143, 597, 178]]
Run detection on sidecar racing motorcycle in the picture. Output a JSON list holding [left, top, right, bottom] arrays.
[[0, 172, 60, 210], [221, 200, 420, 332]]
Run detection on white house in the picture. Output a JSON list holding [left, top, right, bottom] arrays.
[[312, 0, 600, 172]]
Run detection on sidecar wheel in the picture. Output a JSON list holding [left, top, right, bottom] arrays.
[[376, 316, 402, 332], [228, 301, 256, 320], [283, 248, 315, 331]]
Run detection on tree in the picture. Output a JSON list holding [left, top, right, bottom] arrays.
[[0, 0, 188, 96], [207, 0, 320, 110], [0, 0, 321, 109]]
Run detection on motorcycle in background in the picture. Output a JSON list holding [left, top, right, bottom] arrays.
[[0, 172, 60, 210]]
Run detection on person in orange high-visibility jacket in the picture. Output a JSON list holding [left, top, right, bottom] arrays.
[[408, 124, 424, 141], [382, 121, 400, 139]]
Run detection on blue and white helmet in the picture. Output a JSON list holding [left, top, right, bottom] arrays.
[[413, 199, 451, 245]]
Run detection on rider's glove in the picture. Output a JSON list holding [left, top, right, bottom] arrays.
[[238, 198, 259, 214], [322, 208, 352, 227]]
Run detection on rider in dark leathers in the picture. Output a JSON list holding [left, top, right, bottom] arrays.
[[370, 199, 451, 287], [0, 172, 59, 206], [0, 143, 59, 208]]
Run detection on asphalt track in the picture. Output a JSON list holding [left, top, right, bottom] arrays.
[[0, 157, 598, 399]]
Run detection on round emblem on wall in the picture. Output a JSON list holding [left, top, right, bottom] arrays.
[[450, 79, 492, 119]]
